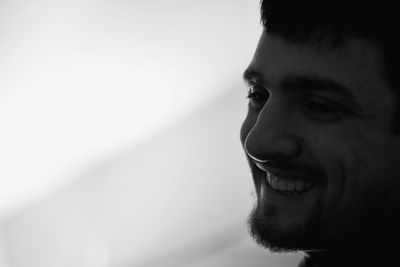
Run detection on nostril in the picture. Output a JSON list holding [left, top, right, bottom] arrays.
[[244, 138, 269, 163], [244, 133, 303, 162]]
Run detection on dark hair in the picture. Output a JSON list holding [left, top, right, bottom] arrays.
[[260, 0, 400, 133]]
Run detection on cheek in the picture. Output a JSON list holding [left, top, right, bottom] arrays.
[[308, 126, 400, 219], [302, 129, 378, 237], [305, 131, 347, 206]]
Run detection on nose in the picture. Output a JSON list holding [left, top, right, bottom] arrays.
[[243, 99, 302, 162]]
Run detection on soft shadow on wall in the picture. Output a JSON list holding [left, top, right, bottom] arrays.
[[1, 87, 303, 267]]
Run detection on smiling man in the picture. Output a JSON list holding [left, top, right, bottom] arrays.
[[240, 1, 400, 266]]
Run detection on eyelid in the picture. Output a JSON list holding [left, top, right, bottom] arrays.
[[247, 84, 265, 97], [247, 84, 270, 99], [302, 95, 352, 123], [246, 84, 270, 110], [247, 81, 269, 93], [307, 95, 349, 110]]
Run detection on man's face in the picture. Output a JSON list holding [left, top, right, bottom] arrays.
[[240, 32, 400, 251]]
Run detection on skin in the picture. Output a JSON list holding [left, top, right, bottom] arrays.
[[240, 31, 400, 253]]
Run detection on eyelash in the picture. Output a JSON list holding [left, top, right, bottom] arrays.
[[246, 85, 269, 109]]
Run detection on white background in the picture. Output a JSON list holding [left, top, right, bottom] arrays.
[[0, 1, 303, 266]]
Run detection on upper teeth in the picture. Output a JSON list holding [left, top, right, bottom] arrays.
[[266, 172, 313, 193]]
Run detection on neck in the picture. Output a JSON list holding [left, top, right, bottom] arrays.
[[303, 234, 399, 267]]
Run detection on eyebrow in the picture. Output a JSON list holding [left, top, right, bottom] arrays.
[[243, 68, 359, 107], [242, 69, 266, 85]]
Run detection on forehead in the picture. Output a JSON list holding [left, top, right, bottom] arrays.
[[249, 32, 394, 113]]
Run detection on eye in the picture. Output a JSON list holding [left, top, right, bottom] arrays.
[[303, 97, 350, 122], [246, 85, 269, 110]]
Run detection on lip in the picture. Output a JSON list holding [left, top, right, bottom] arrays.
[[254, 161, 322, 184]]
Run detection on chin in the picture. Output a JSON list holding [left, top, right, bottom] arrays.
[[247, 200, 326, 252]]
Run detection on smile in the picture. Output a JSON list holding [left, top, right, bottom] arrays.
[[266, 172, 313, 193], [254, 162, 318, 195]]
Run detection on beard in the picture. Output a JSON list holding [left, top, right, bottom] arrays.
[[247, 196, 325, 253]]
